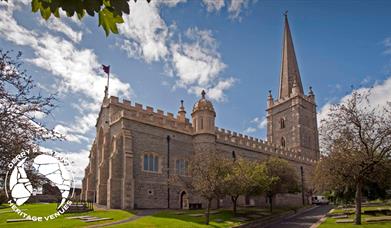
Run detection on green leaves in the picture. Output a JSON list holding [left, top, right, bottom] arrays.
[[28, 0, 149, 36], [98, 7, 124, 35]]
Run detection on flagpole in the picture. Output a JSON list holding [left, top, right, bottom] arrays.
[[102, 64, 110, 98], [107, 70, 110, 97]]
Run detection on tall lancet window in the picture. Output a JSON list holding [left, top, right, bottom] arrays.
[[281, 137, 286, 147], [280, 118, 285, 129]]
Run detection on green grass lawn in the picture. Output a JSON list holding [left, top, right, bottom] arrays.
[[0, 203, 134, 227], [319, 215, 391, 228], [115, 207, 291, 228], [320, 205, 391, 228], [330, 206, 391, 215]]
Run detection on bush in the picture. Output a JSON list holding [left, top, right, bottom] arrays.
[[0, 190, 7, 205]]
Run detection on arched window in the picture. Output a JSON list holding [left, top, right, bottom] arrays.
[[143, 153, 159, 172], [281, 137, 286, 147], [280, 118, 285, 129], [175, 159, 189, 176]]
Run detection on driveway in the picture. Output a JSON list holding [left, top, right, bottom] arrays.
[[264, 205, 333, 228]]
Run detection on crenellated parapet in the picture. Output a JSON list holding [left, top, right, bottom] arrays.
[[108, 96, 193, 134], [215, 127, 316, 164], [268, 93, 315, 109]]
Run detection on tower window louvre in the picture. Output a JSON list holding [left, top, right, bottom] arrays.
[[280, 118, 285, 129]]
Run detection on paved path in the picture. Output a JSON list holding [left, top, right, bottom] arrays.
[[87, 209, 160, 227], [264, 205, 333, 228]]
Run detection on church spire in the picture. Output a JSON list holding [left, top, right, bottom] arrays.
[[279, 13, 304, 99]]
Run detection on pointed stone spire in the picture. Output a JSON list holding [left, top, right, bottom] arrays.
[[279, 12, 304, 99]]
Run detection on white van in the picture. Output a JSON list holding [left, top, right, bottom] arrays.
[[311, 195, 329, 205]]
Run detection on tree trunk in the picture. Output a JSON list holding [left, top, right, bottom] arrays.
[[269, 195, 273, 213], [231, 196, 239, 216], [205, 199, 211, 225], [354, 179, 363, 225]]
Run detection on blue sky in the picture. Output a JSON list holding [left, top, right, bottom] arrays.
[[1, 0, 391, 185]]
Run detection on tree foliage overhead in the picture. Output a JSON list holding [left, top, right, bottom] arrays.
[[5, 0, 151, 36]]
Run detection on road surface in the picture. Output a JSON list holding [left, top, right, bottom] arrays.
[[265, 205, 333, 228]]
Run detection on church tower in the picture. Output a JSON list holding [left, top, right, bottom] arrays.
[[191, 90, 216, 153], [266, 14, 319, 160]]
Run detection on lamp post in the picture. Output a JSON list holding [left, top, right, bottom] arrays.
[[300, 166, 305, 205], [167, 135, 171, 209]]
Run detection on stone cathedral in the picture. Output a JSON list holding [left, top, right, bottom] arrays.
[[81, 16, 320, 209]]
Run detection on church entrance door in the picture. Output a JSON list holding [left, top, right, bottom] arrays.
[[180, 191, 189, 209]]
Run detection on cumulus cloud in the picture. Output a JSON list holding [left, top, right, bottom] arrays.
[[118, 0, 170, 63], [0, 1, 38, 47], [318, 77, 391, 128], [40, 18, 83, 43], [203, 0, 225, 12], [228, 0, 252, 20], [116, 2, 239, 101], [169, 27, 235, 101], [244, 116, 267, 134], [0, 2, 132, 149], [201, 0, 254, 20]]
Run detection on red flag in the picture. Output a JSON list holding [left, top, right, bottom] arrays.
[[102, 64, 110, 74]]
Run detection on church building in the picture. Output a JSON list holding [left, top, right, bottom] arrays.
[[81, 15, 319, 209]]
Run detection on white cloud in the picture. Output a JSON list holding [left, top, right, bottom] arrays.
[[0, 2, 132, 149], [203, 0, 225, 12], [0, 1, 38, 47], [228, 0, 252, 20], [41, 18, 83, 43], [160, 0, 187, 7], [170, 27, 234, 101], [63, 149, 90, 188], [206, 77, 235, 101], [116, 2, 237, 101], [318, 77, 391, 127], [243, 116, 267, 135], [28, 34, 131, 102], [118, 0, 169, 63], [244, 127, 256, 134], [384, 37, 391, 55], [252, 116, 267, 129]]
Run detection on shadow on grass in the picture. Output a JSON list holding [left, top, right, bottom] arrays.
[[147, 207, 282, 227]]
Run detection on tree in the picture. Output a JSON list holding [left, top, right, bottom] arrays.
[[9, 0, 151, 36], [0, 50, 59, 183], [189, 150, 230, 225], [223, 158, 269, 215], [0, 0, 151, 36], [264, 157, 300, 213], [315, 90, 391, 225]]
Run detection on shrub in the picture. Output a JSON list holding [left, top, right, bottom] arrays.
[[0, 190, 7, 205]]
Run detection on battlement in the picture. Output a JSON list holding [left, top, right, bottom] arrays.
[[108, 96, 193, 134], [215, 127, 316, 164], [269, 93, 315, 108]]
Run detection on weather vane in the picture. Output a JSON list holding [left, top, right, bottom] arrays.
[[283, 10, 288, 17]]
